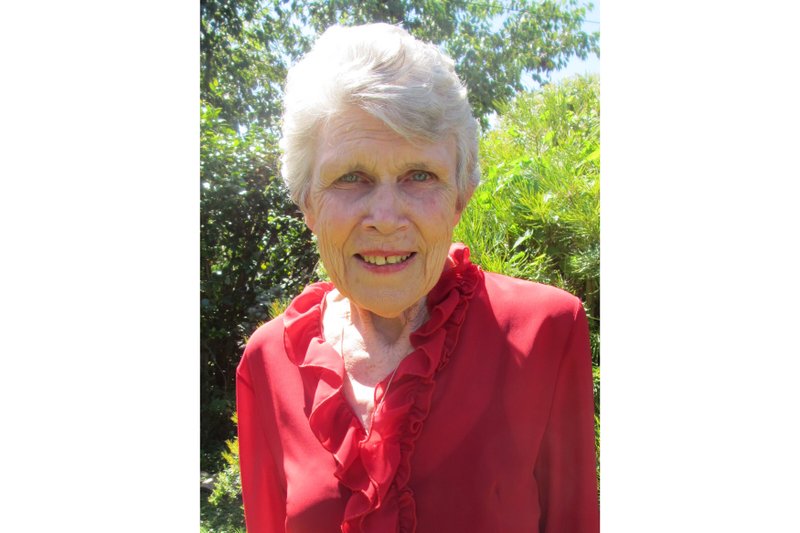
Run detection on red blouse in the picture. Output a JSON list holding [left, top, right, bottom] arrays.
[[237, 244, 598, 532]]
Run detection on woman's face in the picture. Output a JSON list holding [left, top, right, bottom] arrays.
[[304, 108, 465, 319]]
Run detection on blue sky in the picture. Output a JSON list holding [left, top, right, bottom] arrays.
[[523, 0, 599, 88], [488, 1, 598, 127], [548, 0, 600, 82]]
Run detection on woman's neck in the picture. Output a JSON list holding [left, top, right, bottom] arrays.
[[322, 289, 428, 430], [322, 289, 427, 385], [350, 297, 428, 346]]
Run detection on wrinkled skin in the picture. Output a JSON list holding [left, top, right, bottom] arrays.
[[303, 107, 470, 338]]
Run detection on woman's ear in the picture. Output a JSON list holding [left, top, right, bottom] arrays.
[[301, 193, 317, 233], [302, 207, 316, 234], [452, 184, 476, 227]]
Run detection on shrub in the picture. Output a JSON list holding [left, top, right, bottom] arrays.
[[201, 301, 295, 531], [201, 414, 245, 532], [201, 103, 318, 469]]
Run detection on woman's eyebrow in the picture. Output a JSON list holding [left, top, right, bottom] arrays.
[[318, 160, 375, 177], [318, 153, 447, 178], [398, 162, 440, 173]]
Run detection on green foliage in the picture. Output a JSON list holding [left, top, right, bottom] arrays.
[[201, 0, 308, 130], [454, 74, 600, 482], [201, 415, 246, 532], [200, 102, 318, 469], [200, 0, 599, 129], [268, 296, 293, 320], [457, 74, 600, 321]]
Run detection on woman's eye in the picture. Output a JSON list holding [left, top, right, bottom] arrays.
[[337, 173, 361, 184], [409, 171, 432, 182]]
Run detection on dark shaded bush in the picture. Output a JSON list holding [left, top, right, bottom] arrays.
[[200, 104, 317, 468]]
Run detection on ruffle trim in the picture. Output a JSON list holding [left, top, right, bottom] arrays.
[[282, 243, 482, 532]]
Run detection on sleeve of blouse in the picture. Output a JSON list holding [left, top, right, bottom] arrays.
[[534, 301, 599, 533], [237, 354, 287, 532]]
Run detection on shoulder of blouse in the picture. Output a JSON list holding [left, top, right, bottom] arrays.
[[238, 281, 335, 380], [480, 269, 583, 321]]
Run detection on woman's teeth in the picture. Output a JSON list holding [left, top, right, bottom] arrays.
[[361, 254, 411, 265]]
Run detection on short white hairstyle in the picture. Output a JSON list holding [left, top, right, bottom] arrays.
[[279, 23, 480, 209]]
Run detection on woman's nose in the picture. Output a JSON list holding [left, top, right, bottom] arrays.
[[363, 184, 408, 234]]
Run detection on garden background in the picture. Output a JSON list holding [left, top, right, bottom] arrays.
[[200, 1, 600, 530], [4, 2, 796, 532]]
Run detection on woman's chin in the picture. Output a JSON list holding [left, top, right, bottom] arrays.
[[326, 249, 449, 319], [349, 293, 422, 319]]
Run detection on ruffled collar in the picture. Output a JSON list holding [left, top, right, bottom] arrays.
[[283, 243, 482, 532]]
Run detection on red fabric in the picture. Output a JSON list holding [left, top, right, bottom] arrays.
[[237, 244, 598, 532]]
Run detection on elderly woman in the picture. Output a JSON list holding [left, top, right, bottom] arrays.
[[236, 23, 598, 533]]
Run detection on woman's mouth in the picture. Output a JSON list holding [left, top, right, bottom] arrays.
[[356, 252, 416, 266]]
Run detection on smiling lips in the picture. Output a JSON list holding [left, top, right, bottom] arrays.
[[357, 252, 415, 266]]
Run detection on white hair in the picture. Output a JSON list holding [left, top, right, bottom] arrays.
[[279, 23, 480, 208]]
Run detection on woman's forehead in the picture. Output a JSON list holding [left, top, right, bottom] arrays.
[[322, 108, 388, 135], [315, 110, 456, 174], [318, 108, 409, 149]]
